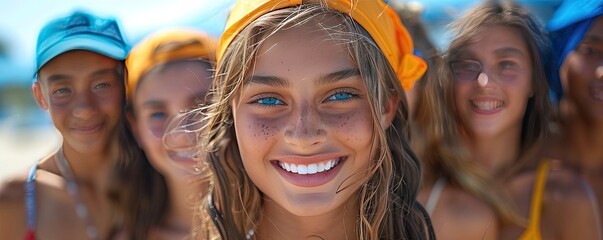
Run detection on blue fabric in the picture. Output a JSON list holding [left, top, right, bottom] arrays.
[[35, 11, 129, 74], [547, 0, 603, 101]]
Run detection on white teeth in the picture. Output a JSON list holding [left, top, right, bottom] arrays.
[[472, 101, 503, 111], [307, 164, 318, 174], [297, 165, 308, 175], [318, 162, 325, 172], [279, 159, 341, 175], [284, 162, 291, 172]]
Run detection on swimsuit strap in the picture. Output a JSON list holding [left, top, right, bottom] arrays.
[[25, 163, 39, 231], [425, 177, 446, 215]]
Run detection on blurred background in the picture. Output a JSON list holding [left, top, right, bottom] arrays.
[[0, 0, 562, 180]]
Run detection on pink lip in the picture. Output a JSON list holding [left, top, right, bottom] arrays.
[[271, 156, 347, 188], [167, 151, 197, 164], [71, 123, 103, 135]]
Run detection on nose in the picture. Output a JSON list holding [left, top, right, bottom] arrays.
[[72, 91, 98, 120], [283, 103, 326, 149], [477, 72, 489, 87]]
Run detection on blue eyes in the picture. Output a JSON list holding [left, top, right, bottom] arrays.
[[327, 92, 354, 101], [256, 97, 284, 105], [150, 112, 167, 119], [252, 91, 357, 107]]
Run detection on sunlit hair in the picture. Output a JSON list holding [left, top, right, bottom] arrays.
[[195, 3, 433, 240], [412, 1, 552, 226]]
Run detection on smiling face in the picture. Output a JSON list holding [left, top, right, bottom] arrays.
[[131, 61, 212, 177], [35, 50, 123, 153], [452, 25, 533, 138], [561, 16, 603, 120], [231, 21, 376, 217]]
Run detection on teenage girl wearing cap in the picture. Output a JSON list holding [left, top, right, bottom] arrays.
[[414, 2, 601, 239], [108, 29, 216, 239], [546, 0, 603, 226], [0, 11, 137, 240], [192, 0, 434, 239]]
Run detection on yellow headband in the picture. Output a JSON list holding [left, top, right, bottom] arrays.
[[218, 0, 427, 90], [126, 29, 218, 102]]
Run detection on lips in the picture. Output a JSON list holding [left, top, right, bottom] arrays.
[[271, 155, 347, 187], [277, 158, 342, 175], [71, 122, 103, 134], [470, 99, 504, 114], [168, 150, 197, 162], [589, 86, 603, 102]]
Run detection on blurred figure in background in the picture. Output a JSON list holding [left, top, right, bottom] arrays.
[[413, 2, 601, 239], [391, 1, 441, 118], [546, 0, 603, 226], [0, 11, 136, 239], [110, 29, 216, 239]]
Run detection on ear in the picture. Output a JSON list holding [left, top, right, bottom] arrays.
[[126, 110, 142, 146], [32, 82, 49, 110], [381, 93, 400, 129]]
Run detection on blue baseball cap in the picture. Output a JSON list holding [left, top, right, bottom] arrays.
[[35, 10, 129, 73]]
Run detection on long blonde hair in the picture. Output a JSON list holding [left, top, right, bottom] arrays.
[[196, 4, 432, 240]]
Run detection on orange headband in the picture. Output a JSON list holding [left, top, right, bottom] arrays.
[[126, 29, 218, 102], [218, 0, 427, 90]]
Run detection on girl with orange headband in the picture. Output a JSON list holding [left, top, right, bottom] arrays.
[[413, 2, 601, 239], [109, 29, 216, 239], [193, 0, 433, 239]]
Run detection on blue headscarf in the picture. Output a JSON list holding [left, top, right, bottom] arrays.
[[548, 0, 603, 102]]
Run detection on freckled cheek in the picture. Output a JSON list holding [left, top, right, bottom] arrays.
[[236, 115, 284, 156], [323, 111, 373, 144]]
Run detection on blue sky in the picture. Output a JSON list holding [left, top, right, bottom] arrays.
[[0, 0, 235, 84], [0, 0, 562, 85]]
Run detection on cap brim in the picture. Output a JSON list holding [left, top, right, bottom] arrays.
[[36, 36, 127, 72]]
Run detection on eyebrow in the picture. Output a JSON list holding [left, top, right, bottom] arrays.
[[46, 68, 117, 84], [90, 68, 118, 79], [141, 100, 166, 109], [493, 47, 525, 58], [246, 68, 360, 87], [581, 34, 603, 44]]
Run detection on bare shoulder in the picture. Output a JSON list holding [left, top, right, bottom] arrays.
[[0, 170, 29, 206], [541, 161, 602, 240], [0, 170, 29, 239], [545, 161, 594, 202]]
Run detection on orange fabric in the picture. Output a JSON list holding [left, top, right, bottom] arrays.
[[218, 0, 427, 90], [518, 160, 550, 240], [126, 29, 217, 101]]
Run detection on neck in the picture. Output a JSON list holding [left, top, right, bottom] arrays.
[[60, 140, 118, 186], [464, 129, 521, 176], [162, 175, 201, 232], [256, 197, 358, 240], [562, 114, 603, 171]]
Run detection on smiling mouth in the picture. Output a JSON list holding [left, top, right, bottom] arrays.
[[471, 100, 504, 111], [276, 157, 344, 175], [590, 87, 603, 102], [72, 123, 103, 133]]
